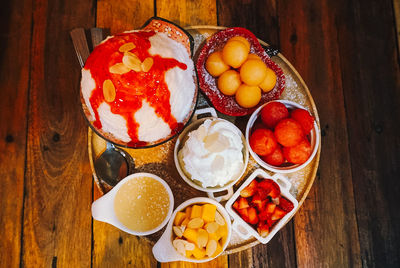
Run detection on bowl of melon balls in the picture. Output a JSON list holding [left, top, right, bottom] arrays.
[[196, 27, 285, 116], [245, 100, 320, 173]]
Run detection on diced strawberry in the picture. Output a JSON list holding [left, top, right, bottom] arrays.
[[240, 180, 258, 197], [266, 202, 276, 214], [237, 208, 249, 222], [256, 187, 269, 199], [258, 179, 281, 198], [253, 198, 267, 212], [266, 218, 278, 228], [232, 200, 240, 210], [258, 209, 270, 221], [237, 197, 249, 209], [271, 207, 286, 220], [257, 221, 270, 237], [247, 207, 259, 225], [279, 197, 294, 212], [251, 193, 263, 204]]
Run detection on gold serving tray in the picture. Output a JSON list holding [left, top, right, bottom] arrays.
[[88, 26, 321, 254]]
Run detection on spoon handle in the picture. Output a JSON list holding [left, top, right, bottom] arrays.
[[70, 28, 90, 68]]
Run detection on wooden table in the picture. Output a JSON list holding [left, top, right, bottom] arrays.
[[1, 0, 399, 267]]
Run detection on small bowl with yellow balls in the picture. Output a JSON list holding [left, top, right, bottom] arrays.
[[196, 27, 285, 116], [152, 197, 232, 263]]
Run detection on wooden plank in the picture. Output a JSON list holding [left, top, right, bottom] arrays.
[[156, 0, 217, 26], [97, 0, 154, 34], [93, 1, 158, 267], [22, 0, 95, 266], [156, 2, 225, 267], [393, 0, 400, 61], [0, 0, 32, 267], [334, 0, 400, 266], [217, 1, 297, 267], [278, 0, 361, 266]]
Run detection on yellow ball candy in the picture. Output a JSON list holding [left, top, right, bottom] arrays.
[[205, 51, 230, 77], [259, 68, 277, 92], [228, 36, 251, 52], [222, 40, 249, 68], [235, 84, 261, 108], [217, 70, 241, 96], [239, 59, 268, 86]]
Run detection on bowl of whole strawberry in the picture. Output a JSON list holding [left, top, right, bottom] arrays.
[[225, 168, 298, 244], [246, 100, 320, 173]]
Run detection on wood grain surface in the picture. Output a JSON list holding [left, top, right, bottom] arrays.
[[0, 0, 399, 267]]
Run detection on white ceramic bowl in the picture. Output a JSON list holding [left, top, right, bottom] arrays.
[[225, 168, 298, 244], [91, 173, 174, 236], [152, 197, 232, 263], [174, 108, 249, 201], [246, 100, 320, 173]]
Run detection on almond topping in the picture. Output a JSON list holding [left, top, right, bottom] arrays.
[[215, 211, 225, 226], [172, 239, 186, 256], [102, 79, 116, 102], [187, 217, 204, 229], [109, 63, 130, 74], [122, 52, 142, 72], [141, 57, 153, 72], [206, 239, 217, 257], [119, 42, 136, 52], [173, 226, 183, 238], [205, 222, 219, 234], [196, 229, 208, 248], [182, 241, 195, 251]]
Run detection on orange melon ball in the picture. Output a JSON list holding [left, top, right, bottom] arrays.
[[259, 68, 277, 92], [228, 36, 251, 52], [240, 59, 268, 86], [235, 84, 261, 108], [217, 70, 241, 96], [247, 53, 262, 61], [222, 40, 249, 68], [205, 51, 230, 77]]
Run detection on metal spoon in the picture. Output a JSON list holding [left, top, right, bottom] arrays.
[[70, 27, 135, 186]]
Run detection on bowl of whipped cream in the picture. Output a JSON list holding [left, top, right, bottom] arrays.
[[174, 108, 249, 201]]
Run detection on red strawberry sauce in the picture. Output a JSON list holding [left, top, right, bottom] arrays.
[[84, 31, 187, 145]]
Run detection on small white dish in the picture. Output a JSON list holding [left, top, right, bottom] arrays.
[[246, 100, 320, 173], [225, 168, 298, 244], [152, 197, 232, 263], [174, 107, 249, 201], [91, 172, 174, 236]]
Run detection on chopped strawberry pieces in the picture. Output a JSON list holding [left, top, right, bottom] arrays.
[[237, 197, 249, 209], [240, 180, 258, 197], [232, 177, 294, 238], [279, 197, 295, 212]]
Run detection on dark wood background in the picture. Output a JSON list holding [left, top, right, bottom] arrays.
[[1, 0, 399, 267]]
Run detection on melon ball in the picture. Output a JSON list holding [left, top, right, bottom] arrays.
[[259, 68, 277, 92], [222, 40, 249, 68], [217, 70, 241, 96], [228, 36, 251, 52], [205, 51, 230, 77], [235, 84, 261, 108], [240, 59, 268, 86], [247, 53, 262, 61]]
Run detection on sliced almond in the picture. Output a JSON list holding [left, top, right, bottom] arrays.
[[196, 229, 208, 248], [205, 222, 219, 234], [172, 239, 186, 256], [182, 241, 195, 251], [122, 52, 142, 72], [109, 63, 130, 74], [215, 211, 225, 226], [102, 79, 116, 102], [141, 57, 153, 72], [187, 217, 204, 229], [119, 42, 136, 52], [206, 240, 217, 257], [173, 226, 183, 238]]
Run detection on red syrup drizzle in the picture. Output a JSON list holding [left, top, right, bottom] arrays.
[[84, 31, 187, 146]]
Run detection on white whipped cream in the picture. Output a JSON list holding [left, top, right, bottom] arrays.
[[81, 32, 195, 143], [179, 119, 245, 188]]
